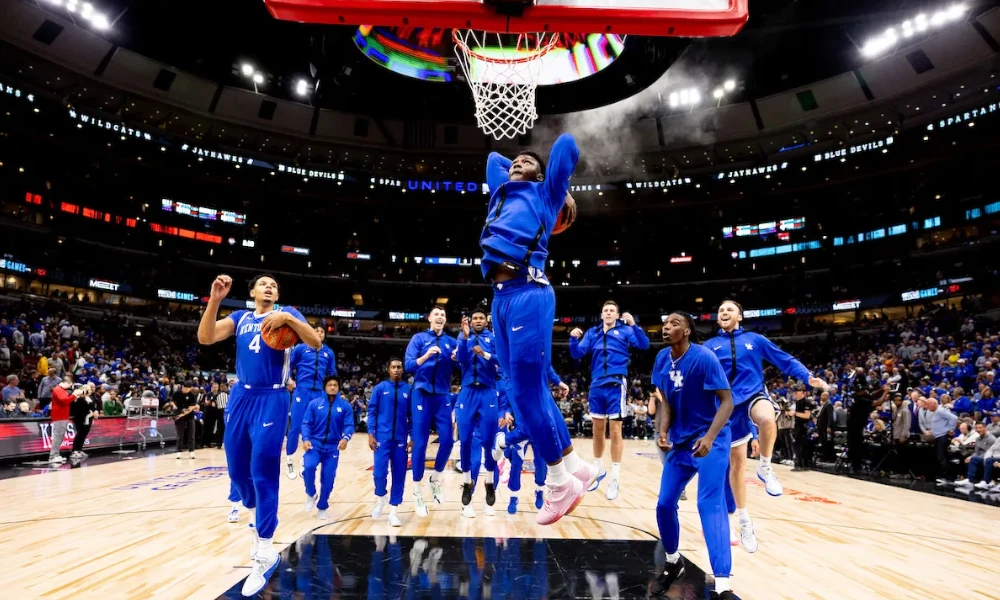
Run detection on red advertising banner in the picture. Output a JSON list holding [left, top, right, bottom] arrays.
[[0, 417, 177, 459]]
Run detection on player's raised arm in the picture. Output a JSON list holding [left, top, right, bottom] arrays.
[[486, 152, 512, 193], [542, 133, 580, 209], [757, 335, 821, 388], [198, 275, 236, 345], [568, 327, 592, 359]]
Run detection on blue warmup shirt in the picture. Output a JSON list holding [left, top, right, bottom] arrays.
[[703, 327, 811, 405], [289, 343, 337, 391], [480, 133, 579, 282], [228, 307, 308, 389], [367, 379, 412, 443], [652, 344, 731, 446], [569, 322, 650, 387], [457, 328, 499, 388], [301, 393, 355, 452], [404, 329, 458, 394]]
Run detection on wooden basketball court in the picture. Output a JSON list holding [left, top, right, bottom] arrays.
[[3, 440, 997, 599]]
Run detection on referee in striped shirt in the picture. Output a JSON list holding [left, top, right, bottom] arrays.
[[214, 381, 230, 448]]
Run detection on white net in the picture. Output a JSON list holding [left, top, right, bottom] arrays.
[[452, 30, 561, 141]]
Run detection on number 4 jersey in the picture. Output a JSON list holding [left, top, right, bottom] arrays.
[[229, 307, 309, 389]]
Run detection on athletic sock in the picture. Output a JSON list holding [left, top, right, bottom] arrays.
[[430, 470, 442, 482], [611, 462, 621, 480], [735, 508, 751, 524], [760, 455, 771, 467], [258, 538, 273, 552], [231, 503, 240, 512], [390, 505, 398, 515], [463, 471, 472, 484], [563, 451, 584, 474], [250, 508, 256, 528], [715, 577, 730, 593], [547, 461, 569, 485], [594, 456, 603, 470], [665, 551, 680, 564]]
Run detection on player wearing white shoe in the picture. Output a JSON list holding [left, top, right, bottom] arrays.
[[227, 481, 242, 523], [569, 301, 650, 500], [368, 359, 412, 527], [704, 300, 827, 554]]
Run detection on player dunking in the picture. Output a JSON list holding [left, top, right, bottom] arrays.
[[197, 274, 322, 597], [704, 300, 826, 553], [651, 313, 735, 600], [285, 325, 337, 479], [480, 133, 598, 525], [569, 300, 649, 500]]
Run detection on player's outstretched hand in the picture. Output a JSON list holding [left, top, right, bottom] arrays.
[[808, 376, 829, 391], [461, 316, 471, 337], [621, 312, 636, 326], [338, 439, 348, 451], [691, 435, 714, 458], [261, 311, 289, 335], [563, 192, 577, 227], [210, 275, 232, 301], [368, 434, 378, 451], [570, 327, 584, 339]]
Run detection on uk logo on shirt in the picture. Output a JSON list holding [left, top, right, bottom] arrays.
[[613, 331, 620, 336], [336, 407, 343, 413], [670, 370, 684, 388], [745, 343, 754, 350]]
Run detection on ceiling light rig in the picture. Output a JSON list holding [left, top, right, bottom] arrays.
[[45, 0, 111, 30], [861, 4, 966, 58], [668, 78, 740, 111], [239, 63, 269, 93]]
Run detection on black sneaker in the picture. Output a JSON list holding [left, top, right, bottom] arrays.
[[461, 483, 473, 506], [648, 557, 685, 596], [710, 591, 737, 599], [485, 483, 496, 507]]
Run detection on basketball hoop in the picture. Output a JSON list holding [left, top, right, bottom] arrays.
[[452, 29, 561, 141]]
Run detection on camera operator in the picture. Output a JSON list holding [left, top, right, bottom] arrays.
[[776, 394, 795, 465], [172, 380, 200, 459], [846, 365, 886, 472], [792, 388, 816, 471]]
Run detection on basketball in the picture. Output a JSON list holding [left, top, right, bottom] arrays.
[[552, 203, 573, 235], [262, 325, 298, 350]]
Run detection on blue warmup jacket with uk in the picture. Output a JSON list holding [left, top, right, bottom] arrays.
[[703, 327, 811, 405], [289, 343, 338, 390], [457, 329, 499, 388], [405, 330, 459, 394], [367, 379, 412, 443], [479, 133, 579, 282], [569, 322, 650, 387], [300, 393, 355, 452]]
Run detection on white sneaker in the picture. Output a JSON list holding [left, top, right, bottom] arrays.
[[48, 455, 65, 464], [974, 481, 991, 490], [175, 453, 183, 460], [189, 451, 196, 459], [756, 464, 783, 497], [69, 451, 82, 459], [430, 478, 443, 504], [372, 497, 387, 519], [989, 483, 1000, 493], [413, 491, 429, 517], [781, 459, 794, 466], [605, 478, 620, 501], [388, 512, 402, 527], [242, 546, 280, 596], [248, 524, 260, 560], [483, 502, 496, 517], [462, 504, 476, 519], [587, 469, 607, 492], [228, 509, 240, 523], [738, 519, 759, 553], [498, 455, 512, 485], [492, 432, 506, 463], [317, 509, 329, 520], [954, 479, 974, 488], [304, 494, 318, 512], [729, 523, 740, 547], [285, 457, 298, 480]]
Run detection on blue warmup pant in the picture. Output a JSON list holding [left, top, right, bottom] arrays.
[[224, 385, 289, 539], [228, 481, 240, 503], [655, 427, 733, 579], [725, 464, 737, 514], [373, 439, 408, 505], [287, 388, 325, 455], [456, 385, 499, 475], [507, 441, 546, 492], [469, 432, 501, 489], [303, 447, 340, 510], [491, 280, 571, 464], [368, 542, 404, 600], [410, 389, 454, 481]]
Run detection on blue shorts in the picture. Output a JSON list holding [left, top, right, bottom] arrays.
[[588, 378, 627, 419], [729, 395, 775, 447]]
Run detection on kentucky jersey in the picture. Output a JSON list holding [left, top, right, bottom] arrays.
[[229, 307, 309, 389], [652, 344, 731, 446]]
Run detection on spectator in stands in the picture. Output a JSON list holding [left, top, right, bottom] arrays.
[[0, 338, 9, 373], [776, 395, 795, 465], [929, 398, 959, 484], [16, 401, 31, 417], [1, 399, 16, 418], [2, 375, 23, 404], [49, 377, 80, 464], [570, 397, 585, 437], [987, 413, 1000, 439], [102, 390, 123, 416], [954, 422, 998, 491], [833, 400, 848, 432]]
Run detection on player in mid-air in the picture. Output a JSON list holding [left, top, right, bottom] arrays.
[[480, 133, 599, 525], [569, 300, 650, 500], [367, 358, 412, 527], [198, 274, 323, 597], [404, 306, 459, 516], [650, 313, 735, 600], [285, 325, 338, 479], [300, 375, 353, 520], [704, 300, 826, 553], [455, 309, 500, 517]]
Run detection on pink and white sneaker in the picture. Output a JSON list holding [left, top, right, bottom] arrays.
[[536, 477, 585, 526], [572, 462, 600, 491], [498, 456, 512, 485]]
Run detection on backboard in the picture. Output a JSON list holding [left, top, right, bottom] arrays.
[[264, 0, 749, 37]]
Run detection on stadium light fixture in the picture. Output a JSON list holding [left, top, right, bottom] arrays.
[[252, 73, 264, 85], [724, 79, 736, 92], [295, 79, 310, 97], [241, 63, 255, 77], [861, 4, 965, 59], [713, 88, 724, 99]]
